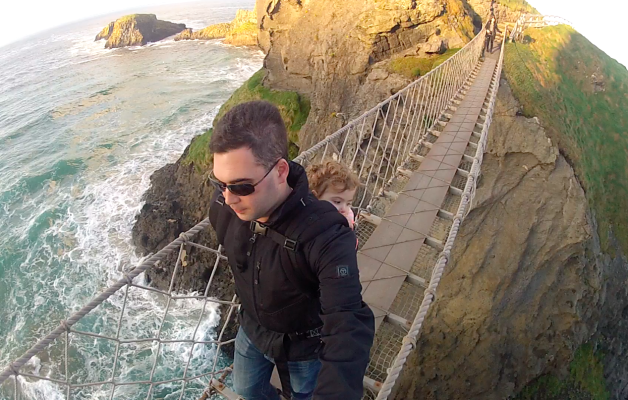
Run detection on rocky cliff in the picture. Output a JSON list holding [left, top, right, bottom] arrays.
[[95, 14, 186, 49], [393, 79, 600, 399], [174, 9, 258, 46], [393, 74, 628, 399], [255, 0, 480, 150]]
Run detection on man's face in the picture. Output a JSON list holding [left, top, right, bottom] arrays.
[[212, 147, 286, 222]]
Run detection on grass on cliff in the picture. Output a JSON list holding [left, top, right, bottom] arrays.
[[503, 24, 628, 253], [497, 0, 538, 14], [514, 343, 609, 400], [230, 21, 257, 35], [118, 14, 139, 23], [389, 49, 461, 79], [184, 69, 310, 170]]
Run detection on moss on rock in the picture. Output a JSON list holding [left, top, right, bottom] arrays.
[[388, 48, 461, 78], [184, 69, 310, 171], [514, 343, 609, 400]]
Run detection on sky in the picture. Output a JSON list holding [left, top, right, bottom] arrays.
[[0, 0, 626, 66], [527, 0, 627, 67]]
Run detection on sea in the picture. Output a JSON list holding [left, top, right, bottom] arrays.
[[0, 1, 263, 398]]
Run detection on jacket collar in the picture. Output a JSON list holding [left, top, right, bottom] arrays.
[[264, 160, 310, 227]]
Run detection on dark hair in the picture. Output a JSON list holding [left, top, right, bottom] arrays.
[[210, 100, 288, 168]]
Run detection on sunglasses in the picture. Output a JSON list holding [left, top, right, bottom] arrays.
[[209, 159, 281, 197]]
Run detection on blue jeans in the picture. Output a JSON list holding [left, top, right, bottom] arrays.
[[233, 327, 322, 400]]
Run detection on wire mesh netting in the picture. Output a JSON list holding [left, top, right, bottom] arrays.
[[410, 243, 441, 281], [365, 322, 407, 384], [429, 216, 453, 243], [389, 283, 425, 321], [0, 230, 238, 400], [441, 192, 462, 215], [459, 160, 473, 172], [451, 173, 468, 191]]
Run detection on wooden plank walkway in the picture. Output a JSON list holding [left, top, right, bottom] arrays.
[[359, 54, 499, 330]]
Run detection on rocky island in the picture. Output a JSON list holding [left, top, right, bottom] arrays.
[[95, 14, 186, 49], [174, 9, 258, 46]]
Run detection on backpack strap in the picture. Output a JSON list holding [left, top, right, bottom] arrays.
[[250, 197, 349, 299], [209, 193, 230, 245], [275, 359, 293, 399]]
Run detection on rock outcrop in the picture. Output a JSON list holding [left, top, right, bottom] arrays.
[[174, 23, 231, 41], [174, 10, 258, 46], [95, 14, 186, 49], [256, 0, 477, 151]]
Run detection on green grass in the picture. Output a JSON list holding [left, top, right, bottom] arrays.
[[185, 128, 214, 169], [231, 21, 257, 35], [389, 48, 461, 79], [118, 14, 139, 23], [503, 25, 628, 253], [184, 69, 310, 170], [571, 344, 609, 399], [497, 0, 538, 13], [514, 343, 609, 400]]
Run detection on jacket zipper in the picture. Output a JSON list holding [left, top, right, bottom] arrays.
[[248, 234, 262, 320]]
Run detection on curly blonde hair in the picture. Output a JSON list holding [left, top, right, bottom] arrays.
[[306, 160, 361, 198]]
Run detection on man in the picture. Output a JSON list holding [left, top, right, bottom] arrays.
[[208, 100, 375, 399], [484, 14, 501, 54]]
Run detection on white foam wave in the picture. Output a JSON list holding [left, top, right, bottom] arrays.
[[174, 19, 208, 30], [1, 37, 264, 399], [16, 376, 65, 400]]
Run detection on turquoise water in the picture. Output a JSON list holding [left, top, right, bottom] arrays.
[[0, 1, 261, 398]]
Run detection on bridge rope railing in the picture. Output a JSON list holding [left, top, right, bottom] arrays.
[[2, 18, 489, 400]]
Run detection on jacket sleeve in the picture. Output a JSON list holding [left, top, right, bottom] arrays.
[[308, 224, 375, 399]]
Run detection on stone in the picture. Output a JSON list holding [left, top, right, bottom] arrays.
[[368, 68, 390, 81], [174, 22, 231, 41], [94, 14, 186, 49], [174, 9, 258, 46], [424, 37, 446, 53]]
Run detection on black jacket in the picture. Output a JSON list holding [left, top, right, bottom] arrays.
[[209, 160, 375, 399], [485, 19, 501, 37]]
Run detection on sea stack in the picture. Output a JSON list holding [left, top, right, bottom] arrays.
[[95, 14, 186, 49], [174, 9, 258, 46]]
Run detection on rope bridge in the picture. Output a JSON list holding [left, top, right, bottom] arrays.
[[0, 13, 550, 399]]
